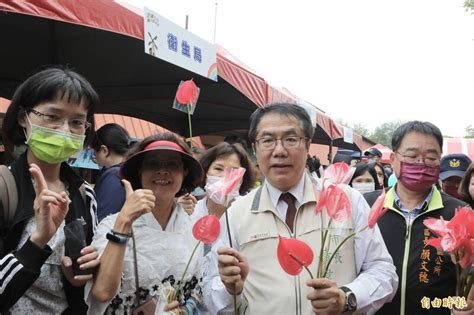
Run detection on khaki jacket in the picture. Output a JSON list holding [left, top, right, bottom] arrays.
[[228, 174, 358, 314]]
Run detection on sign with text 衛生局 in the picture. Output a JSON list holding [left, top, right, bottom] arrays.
[[144, 7, 218, 81]]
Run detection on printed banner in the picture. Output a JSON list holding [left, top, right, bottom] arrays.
[[144, 7, 218, 81]]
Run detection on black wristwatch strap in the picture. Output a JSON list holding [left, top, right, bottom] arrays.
[[106, 231, 129, 244], [340, 286, 357, 312]]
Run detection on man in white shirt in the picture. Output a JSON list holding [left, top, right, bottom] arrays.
[[216, 103, 398, 314]]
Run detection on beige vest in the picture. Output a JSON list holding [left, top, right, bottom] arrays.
[[229, 174, 357, 315]]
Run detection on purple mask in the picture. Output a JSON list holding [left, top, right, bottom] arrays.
[[398, 161, 440, 192]]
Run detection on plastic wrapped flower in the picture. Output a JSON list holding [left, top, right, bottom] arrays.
[[176, 215, 220, 298], [424, 206, 474, 306]]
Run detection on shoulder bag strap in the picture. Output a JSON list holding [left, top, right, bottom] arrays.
[[0, 165, 18, 226], [131, 229, 141, 308]]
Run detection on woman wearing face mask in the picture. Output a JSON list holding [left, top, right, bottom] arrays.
[[349, 163, 381, 194], [1, 67, 100, 313], [90, 123, 134, 221], [191, 142, 255, 221], [193, 142, 255, 315]]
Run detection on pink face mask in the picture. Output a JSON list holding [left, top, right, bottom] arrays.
[[398, 161, 440, 192], [442, 184, 462, 199]]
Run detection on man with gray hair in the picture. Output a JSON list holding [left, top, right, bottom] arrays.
[[215, 103, 398, 314]]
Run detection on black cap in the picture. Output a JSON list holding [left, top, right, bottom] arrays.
[[439, 153, 472, 181], [364, 147, 382, 158]]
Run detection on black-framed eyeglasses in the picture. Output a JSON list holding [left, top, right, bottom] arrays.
[[255, 136, 308, 150], [29, 108, 91, 132], [395, 151, 441, 167]]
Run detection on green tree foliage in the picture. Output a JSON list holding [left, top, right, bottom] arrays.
[[336, 120, 370, 138], [465, 125, 474, 138], [465, 0, 474, 12], [370, 121, 405, 148]]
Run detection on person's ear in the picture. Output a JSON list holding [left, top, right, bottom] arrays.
[[101, 145, 110, 157], [17, 110, 28, 128], [390, 152, 396, 166]]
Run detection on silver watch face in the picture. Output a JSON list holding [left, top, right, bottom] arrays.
[[347, 292, 357, 310]]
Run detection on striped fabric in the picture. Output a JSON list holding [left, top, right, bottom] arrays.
[[0, 254, 23, 294]]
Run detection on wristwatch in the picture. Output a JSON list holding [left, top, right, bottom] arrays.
[[340, 286, 357, 312], [106, 230, 130, 244]]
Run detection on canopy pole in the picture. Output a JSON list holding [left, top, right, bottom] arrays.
[[213, 2, 218, 43], [328, 140, 333, 164]]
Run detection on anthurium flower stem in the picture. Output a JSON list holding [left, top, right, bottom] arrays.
[[187, 107, 193, 149], [290, 253, 314, 279], [224, 198, 237, 314], [176, 240, 201, 299], [318, 219, 332, 278], [322, 226, 368, 278]]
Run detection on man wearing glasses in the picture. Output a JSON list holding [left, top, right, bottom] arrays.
[[364, 121, 468, 315], [216, 103, 397, 314]]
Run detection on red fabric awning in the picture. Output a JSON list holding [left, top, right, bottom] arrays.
[[443, 138, 474, 162], [0, 0, 364, 150]]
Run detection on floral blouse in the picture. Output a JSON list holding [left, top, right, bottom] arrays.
[[86, 204, 203, 314]]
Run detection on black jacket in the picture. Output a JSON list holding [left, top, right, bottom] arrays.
[[365, 187, 467, 315], [0, 153, 97, 314]]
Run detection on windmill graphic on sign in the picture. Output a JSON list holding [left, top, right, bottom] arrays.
[[147, 32, 158, 56]]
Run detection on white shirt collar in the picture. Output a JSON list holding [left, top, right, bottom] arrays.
[[266, 174, 305, 210]]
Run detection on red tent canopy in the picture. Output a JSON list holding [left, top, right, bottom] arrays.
[[443, 138, 474, 162], [0, 0, 363, 150]]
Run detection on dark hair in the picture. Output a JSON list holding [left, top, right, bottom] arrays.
[[373, 162, 388, 188], [391, 121, 443, 152], [248, 103, 314, 144], [91, 123, 131, 155], [199, 142, 256, 194], [458, 163, 474, 207], [307, 155, 321, 177], [124, 132, 200, 196], [332, 153, 353, 165], [2, 67, 99, 153], [349, 163, 382, 190]]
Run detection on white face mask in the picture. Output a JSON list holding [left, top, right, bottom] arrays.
[[352, 182, 375, 194]]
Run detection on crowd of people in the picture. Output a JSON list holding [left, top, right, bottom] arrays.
[[0, 67, 473, 315]]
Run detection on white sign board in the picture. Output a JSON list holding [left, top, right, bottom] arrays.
[[343, 127, 354, 144], [296, 99, 317, 128], [144, 7, 218, 81]]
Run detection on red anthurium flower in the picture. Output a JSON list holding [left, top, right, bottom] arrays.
[[222, 167, 246, 196], [325, 184, 351, 222], [323, 162, 354, 185], [424, 210, 473, 253], [368, 188, 387, 228], [449, 206, 474, 236], [314, 184, 326, 214], [277, 236, 314, 276], [192, 215, 221, 244], [206, 167, 246, 205], [314, 185, 326, 214], [176, 79, 198, 105]]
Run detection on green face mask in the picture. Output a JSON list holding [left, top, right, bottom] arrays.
[[26, 123, 85, 164]]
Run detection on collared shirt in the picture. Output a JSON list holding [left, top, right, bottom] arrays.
[[393, 186, 433, 224], [212, 174, 398, 314], [266, 175, 305, 220]]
